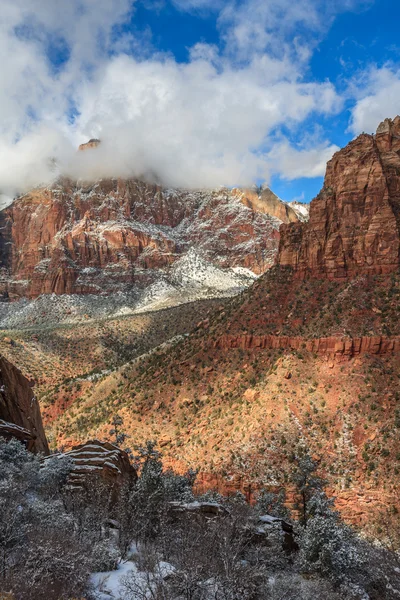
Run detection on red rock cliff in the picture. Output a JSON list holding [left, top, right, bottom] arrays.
[[278, 117, 400, 279], [0, 356, 49, 454], [0, 177, 294, 299]]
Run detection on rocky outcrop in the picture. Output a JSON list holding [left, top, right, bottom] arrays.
[[0, 356, 49, 453], [216, 334, 400, 357], [237, 187, 300, 224], [168, 501, 229, 517], [0, 419, 38, 451], [56, 440, 137, 493], [257, 515, 298, 554], [278, 117, 400, 279], [0, 176, 292, 299], [78, 138, 101, 151]]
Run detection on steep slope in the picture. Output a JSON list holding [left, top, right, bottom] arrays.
[[0, 355, 49, 453], [42, 118, 400, 529], [237, 186, 300, 223], [0, 175, 299, 301], [0, 298, 224, 390]]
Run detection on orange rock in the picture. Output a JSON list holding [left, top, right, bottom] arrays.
[[78, 138, 101, 151], [215, 333, 400, 359]]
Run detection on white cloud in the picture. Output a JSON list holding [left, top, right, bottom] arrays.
[[219, 0, 321, 61], [0, 0, 370, 198], [171, 0, 221, 10], [0, 0, 134, 145], [63, 55, 340, 188], [266, 140, 339, 180], [349, 65, 400, 134], [0, 128, 74, 197], [219, 0, 373, 63]]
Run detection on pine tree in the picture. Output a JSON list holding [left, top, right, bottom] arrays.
[[109, 414, 130, 447], [291, 453, 325, 526]]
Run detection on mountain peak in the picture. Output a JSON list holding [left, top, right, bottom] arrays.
[[78, 138, 101, 151], [278, 118, 400, 279], [235, 186, 300, 224]]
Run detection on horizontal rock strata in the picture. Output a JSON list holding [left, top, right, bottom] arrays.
[[52, 440, 137, 493], [0, 419, 38, 451], [216, 334, 400, 357]]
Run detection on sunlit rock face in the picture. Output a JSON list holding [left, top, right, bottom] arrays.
[[279, 116, 400, 279], [0, 144, 305, 300], [78, 138, 101, 151]]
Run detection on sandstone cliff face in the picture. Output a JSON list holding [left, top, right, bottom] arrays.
[[0, 356, 49, 453], [237, 187, 299, 224], [278, 117, 400, 279], [216, 333, 400, 357], [0, 176, 295, 299]]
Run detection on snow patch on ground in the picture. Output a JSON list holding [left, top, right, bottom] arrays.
[[90, 546, 175, 600], [232, 266, 258, 279], [171, 248, 254, 291], [91, 559, 136, 599]]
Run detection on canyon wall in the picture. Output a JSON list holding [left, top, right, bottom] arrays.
[[216, 333, 400, 357], [0, 356, 49, 453], [0, 167, 301, 300], [278, 117, 400, 279]]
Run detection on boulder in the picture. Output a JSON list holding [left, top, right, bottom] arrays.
[[51, 439, 137, 494]]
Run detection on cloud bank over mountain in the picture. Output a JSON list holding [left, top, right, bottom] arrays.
[[0, 0, 397, 200]]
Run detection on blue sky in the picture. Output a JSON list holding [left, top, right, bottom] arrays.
[[129, 0, 400, 201], [1, 0, 400, 202]]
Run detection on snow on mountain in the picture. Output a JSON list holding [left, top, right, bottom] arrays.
[[288, 200, 310, 222], [0, 250, 256, 328], [170, 248, 256, 291]]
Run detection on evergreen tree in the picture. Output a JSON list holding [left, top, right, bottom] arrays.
[[256, 488, 290, 519], [291, 453, 325, 526], [109, 414, 130, 447]]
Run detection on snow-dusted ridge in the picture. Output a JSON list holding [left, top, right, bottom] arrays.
[[288, 200, 310, 222], [0, 249, 257, 329]]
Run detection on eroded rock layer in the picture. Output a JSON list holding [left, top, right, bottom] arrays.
[[56, 440, 137, 493], [279, 117, 400, 279], [0, 174, 303, 299], [216, 334, 400, 357]]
